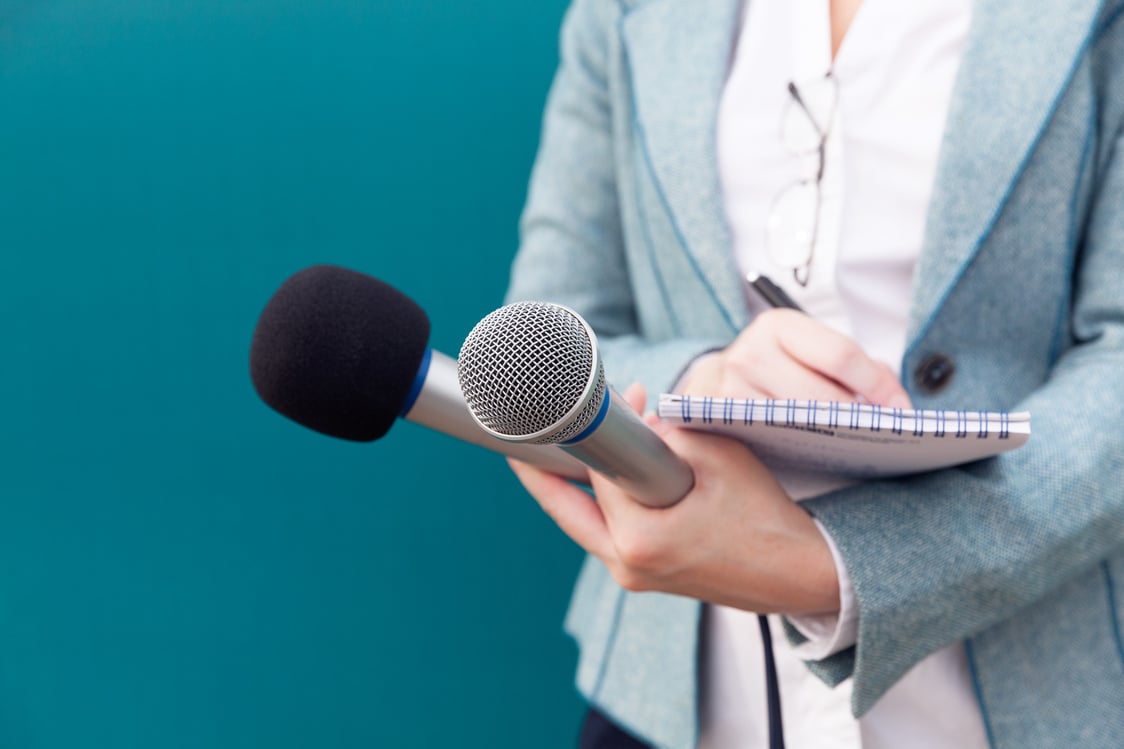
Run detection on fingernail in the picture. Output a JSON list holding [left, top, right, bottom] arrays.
[[889, 394, 912, 409]]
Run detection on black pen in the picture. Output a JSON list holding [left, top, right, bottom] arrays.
[[746, 272, 805, 312]]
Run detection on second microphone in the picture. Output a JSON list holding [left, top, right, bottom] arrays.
[[457, 302, 694, 508]]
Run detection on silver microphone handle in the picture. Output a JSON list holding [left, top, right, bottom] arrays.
[[563, 387, 695, 508], [403, 350, 590, 482]]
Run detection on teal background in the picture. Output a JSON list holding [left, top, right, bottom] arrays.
[[0, 1, 585, 746]]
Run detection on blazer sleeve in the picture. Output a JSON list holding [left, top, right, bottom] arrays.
[[798, 129, 1124, 715], [504, 0, 729, 399]]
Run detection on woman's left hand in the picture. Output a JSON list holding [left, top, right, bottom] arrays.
[[508, 384, 839, 616]]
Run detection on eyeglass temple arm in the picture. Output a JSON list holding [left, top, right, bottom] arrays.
[[786, 81, 830, 136]]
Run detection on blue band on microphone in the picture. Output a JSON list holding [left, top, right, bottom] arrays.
[[400, 347, 433, 417], [562, 390, 611, 445]]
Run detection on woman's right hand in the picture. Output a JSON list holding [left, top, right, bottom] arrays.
[[679, 308, 912, 407]]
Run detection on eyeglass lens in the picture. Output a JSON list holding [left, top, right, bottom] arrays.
[[766, 73, 837, 286]]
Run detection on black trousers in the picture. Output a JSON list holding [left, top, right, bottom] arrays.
[[579, 707, 654, 749]]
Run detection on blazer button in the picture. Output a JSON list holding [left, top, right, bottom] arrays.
[[915, 354, 955, 394]]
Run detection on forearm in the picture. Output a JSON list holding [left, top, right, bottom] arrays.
[[802, 335, 1124, 712]]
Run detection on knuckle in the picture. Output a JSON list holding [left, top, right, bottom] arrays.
[[615, 534, 665, 577], [749, 307, 796, 336], [737, 309, 791, 357], [610, 567, 650, 593], [753, 307, 784, 328]]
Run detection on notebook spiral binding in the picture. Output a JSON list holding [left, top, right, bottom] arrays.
[[676, 396, 1013, 440]]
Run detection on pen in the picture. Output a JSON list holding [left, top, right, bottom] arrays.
[[746, 272, 805, 312]]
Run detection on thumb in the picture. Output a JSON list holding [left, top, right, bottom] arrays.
[[620, 382, 648, 415]]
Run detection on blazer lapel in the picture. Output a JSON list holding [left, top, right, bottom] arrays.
[[620, 0, 748, 333], [909, 0, 1105, 341]]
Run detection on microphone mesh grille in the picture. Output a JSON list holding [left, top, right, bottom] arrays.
[[548, 366, 606, 445], [458, 302, 605, 444]]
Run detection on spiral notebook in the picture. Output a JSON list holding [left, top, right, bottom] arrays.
[[658, 394, 1031, 478]]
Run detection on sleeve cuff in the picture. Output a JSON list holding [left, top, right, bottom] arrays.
[[787, 518, 858, 660]]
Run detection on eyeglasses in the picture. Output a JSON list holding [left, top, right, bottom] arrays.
[[766, 72, 837, 287]]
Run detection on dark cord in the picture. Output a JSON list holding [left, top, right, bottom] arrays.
[[758, 614, 786, 749]]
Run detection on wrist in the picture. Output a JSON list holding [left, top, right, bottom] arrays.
[[776, 508, 841, 615], [787, 519, 858, 656]]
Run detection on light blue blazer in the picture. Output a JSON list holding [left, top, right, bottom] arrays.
[[505, 1, 1124, 747]]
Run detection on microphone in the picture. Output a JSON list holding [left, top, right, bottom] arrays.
[[249, 265, 588, 481], [457, 302, 695, 508]]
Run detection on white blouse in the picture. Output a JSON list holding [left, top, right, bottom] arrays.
[[701, 1, 989, 747]]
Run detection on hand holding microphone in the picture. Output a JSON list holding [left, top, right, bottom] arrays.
[[249, 271, 837, 613], [459, 301, 839, 615]]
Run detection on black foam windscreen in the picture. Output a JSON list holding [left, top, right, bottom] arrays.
[[250, 265, 431, 442]]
